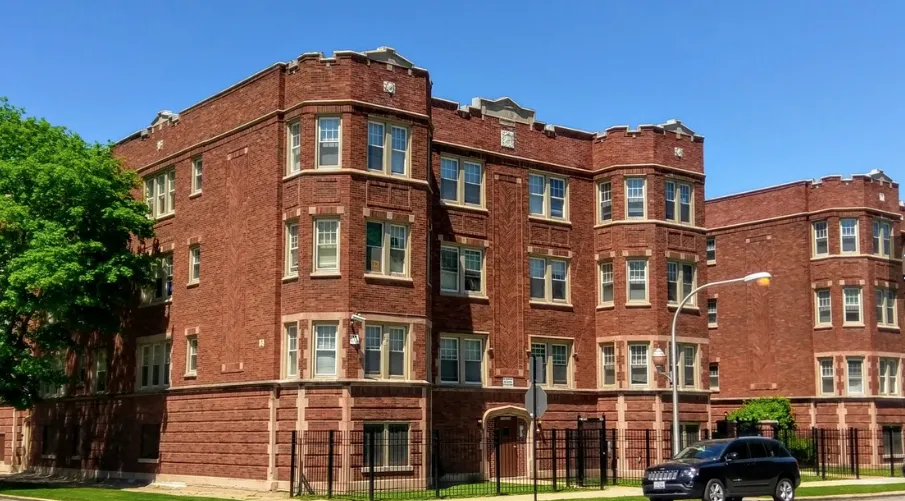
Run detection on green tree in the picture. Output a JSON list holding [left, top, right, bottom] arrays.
[[0, 98, 154, 409], [727, 397, 797, 430]]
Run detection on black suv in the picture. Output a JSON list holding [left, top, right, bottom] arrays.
[[642, 437, 800, 501]]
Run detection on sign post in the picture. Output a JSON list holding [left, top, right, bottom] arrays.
[[525, 355, 548, 501]]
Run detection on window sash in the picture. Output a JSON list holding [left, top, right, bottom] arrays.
[[709, 363, 719, 389], [667, 262, 696, 305], [315, 219, 339, 271], [816, 290, 832, 324], [317, 117, 340, 168], [189, 246, 200, 283], [287, 223, 299, 275], [530, 257, 568, 303], [600, 262, 614, 304], [681, 345, 696, 388], [847, 359, 863, 394], [390, 127, 407, 175], [528, 174, 566, 219], [602, 346, 616, 386], [367, 122, 385, 172], [314, 325, 338, 376], [629, 344, 649, 386], [874, 221, 892, 257], [186, 337, 198, 374], [137, 341, 171, 389], [288, 122, 301, 173], [599, 182, 612, 221], [439, 338, 459, 383], [364, 325, 406, 378], [627, 260, 648, 302], [94, 351, 107, 392], [708, 299, 718, 325], [877, 288, 897, 326], [706, 238, 716, 262], [813, 221, 828, 255], [145, 170, 175, 218], [365, 222, 408, 276], [440, 158, 459, 202], [363, 423, 410, 467], [840, 219, 858, 253], [820, 360, 834, 395], [531, 343, 547, 385], [626, 178, 645, 218], [843, 288, 862, 324], [192, 159, 203, 193]]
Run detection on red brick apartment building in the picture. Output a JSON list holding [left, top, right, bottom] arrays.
[[0, 47, 901, 488]]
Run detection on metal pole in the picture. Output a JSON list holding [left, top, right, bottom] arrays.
[[532, 354, 538, 501], [854, 428, 860, 479], [551, 429, 557, 491], [610, 429, 618, 486], [433, 430, 440, 498], [565, 429, 572, 487], [289, 430, 297, 497], [494, 429, 501, 495], [368, 430, 375, 501], [327, 430, 334, 498], [889, 428, 895, 478]]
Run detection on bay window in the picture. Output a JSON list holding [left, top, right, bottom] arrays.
[[364, 325, 407, 379], [667, 261, 696, 305], [840, 218, 859, 254], [625, 177, 646, 219], [314, 323, 338, 377], [629, 343, 649, 387], [665, 180, 692, 224], [317, 117, 340, 168], [365, 222, 408, 277], [877, 288, 898, 327], [368, 121, 409, 176]]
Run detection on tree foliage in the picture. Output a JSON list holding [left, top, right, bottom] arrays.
[[0, 98, 154, 409], [727, 397, 797, 430]]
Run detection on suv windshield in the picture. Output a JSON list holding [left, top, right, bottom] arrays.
[[674, 441, 729, 460]]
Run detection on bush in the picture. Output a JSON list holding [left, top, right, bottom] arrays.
[[726, 397, 797, 431]]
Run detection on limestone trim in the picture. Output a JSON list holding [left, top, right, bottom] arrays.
[[595, 219, 708, 233], [708, 206, 904, 232]]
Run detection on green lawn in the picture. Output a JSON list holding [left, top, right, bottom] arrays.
[[0, 483, 231, 501]]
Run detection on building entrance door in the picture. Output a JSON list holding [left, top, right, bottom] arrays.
[[495, 416, 522, 477]]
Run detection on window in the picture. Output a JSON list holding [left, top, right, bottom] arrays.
[[439, 245, 484, 295], [883, 425, 904, 458], [528, 173, 567, 220], [530, 341, 571, 387], [317, 117, 340, 168], [314, 323, 338, 377], [709, 363, 719, 390], [840, 218, 859, 253], [40, 354, 64, 398], [877, 288, 898, 327], [285, 222, 299, 277], [189, 246, 200, 284], [679, 344, 697, 389], [439, 335, 484, 385], [843, 287, 862, 325], [285, 324, 298, 378], [71, 423, 82, 459], [874, 220, 892, 257], [629, 343, 649, 387], [847, 358, 863, 395], [665, 180, 692, 224], [137, 339, 171, 390], [94, 350, 107, 393], [368, 121, 409, 175], [314, 219, 339, 273], [144, 169, 175, 219], [439, 157, 483, 206], [819, 359, 834, 395], [364, 325, 406, 379], [625, 178, 646, 219], [602, 345, 616, 387], [139, 424, 161, 461], [41, 425, 58, 457], [707, 298, 718, 326], [706, 238, 716, 263], [142, 254, 173, 304], [598, 181, 612, 222], [186, 336, 198, 376], [813, 221, 828, 256], [365, 222, 408, 277], [815, 289, 832, 326], [287, 121, 301, 173], [680, 424, 700, 450], [363, 423, 409, 468], [880, 358, 899, 396], [667, 262, 697, 305], [627, 259, 648, 303], [529, 257, 569, 303], [191, 158, 203, 194], [599, 262, 614, 305]]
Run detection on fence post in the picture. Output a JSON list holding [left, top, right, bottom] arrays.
[[289, 430, 297, 497], [494, 429, 501, 495], [810, 428, 819, 478], [854, 428, 860, 479], [598, 429, 605, 488], [368, 430, 376, 501], [889, 427, 896, 478], [577, 427, 585, 487], [432, 430, 440, 498], [327, 430, 335, 498], [820, 428, 827, 480], [565, 429, 572, 487], [551, 429, 558, 491], [645, 429, 651, 469], [611, 429, 618, 486], [849, 428, 856, 477]]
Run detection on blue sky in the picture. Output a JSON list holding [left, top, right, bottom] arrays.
[[2, 1, 903, 198]]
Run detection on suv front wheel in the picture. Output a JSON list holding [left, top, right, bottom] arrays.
[[703, 479, 726, 501], [774, 478, 795, 501]]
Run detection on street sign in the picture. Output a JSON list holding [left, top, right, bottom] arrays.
[[524, 385, 548, 419]]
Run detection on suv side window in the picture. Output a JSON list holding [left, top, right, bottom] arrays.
[[725, 441, 751, 460], [768, 441, 791, 458], [748, 440, 769, 459]]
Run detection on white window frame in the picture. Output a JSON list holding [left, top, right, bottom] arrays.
[[814, 289, 832, 326], [599, 261, 614, 306], [528, 172, 569, 221], [136, 337, 171, 391], [625, 177, 647, 219], [678, 343, 697, 389], [877, 287, 898, 327], [144, 168, 175, 219], [363, 422, 410, 468], [285, 221, 299, 277], [191, 158, 203, 195], [667, 261, 697, 306], [313, 323, 339, 378], [287, 120, 301, 173], [598, 180, 612, 222], [812, 221, 828, 257], [188, 245, 200, 284], [628, 343, 650, 388], [439, 244, 484, 296], [843, 287, 863, 326], [185, 336, 198, 376], [529, 256, 570, 304], [874, 220, 893, 258], [709, 362, 719, 391], [363, 324, 408, 380], [367, 120, 410, 177], [846, 358, 864, 395], [438, 334, 485, 385], [626, 259, 649, 304], [313, 218, 340, 274], [819, 358, 835, 396], [706, 237, 716, 263], [365, 221, 410, 277], [665, 179, 693, 224], [601, 344, 616, 387], [94, 350, 107, 393], [439, 156, 484, 207], [285, 323, 299, 378], [142, 253, 173, 305], [316, 116, 341, 169], [880, 358, 899, 396], [530, 340, 572, 388], [840, 218, 859, 254], [707, 298, 718, 327]]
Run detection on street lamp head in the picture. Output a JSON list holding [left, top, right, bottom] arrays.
[[652, 347, 668, 369], [743, 271, 772, 286]]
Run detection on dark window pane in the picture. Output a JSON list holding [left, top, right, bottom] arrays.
[[441, 360, 458, 382], [140, 424, 161, 459], [388, 424, 409, 466]]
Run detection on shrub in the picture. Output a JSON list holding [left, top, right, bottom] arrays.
[[726, 397, 797, 431]]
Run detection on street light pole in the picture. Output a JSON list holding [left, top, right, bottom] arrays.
[[668, 272, 772, 456]]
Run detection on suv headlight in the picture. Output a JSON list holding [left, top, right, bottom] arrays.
[[680, 468, 698, 479]]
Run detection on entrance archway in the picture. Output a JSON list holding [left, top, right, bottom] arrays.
[[482, 406, 531, 478]]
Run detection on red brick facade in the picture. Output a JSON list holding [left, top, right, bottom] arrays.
[[0, 47, 901, 488]]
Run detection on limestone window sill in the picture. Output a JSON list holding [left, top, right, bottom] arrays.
[[596, 303, 615, 311], [364, 274, 414, 285], [153, 212, 176, 223], [283, 171, 303, 181], [879, 326, 901, 333], [529, 300, 573, 311], [439, 201, 488, 214], [814, 324, 834, 331], [843, 323, 866, 329], [625, 301, 651, 308], [708, 323, 718, 329], [528, 215, 572, 227], [361, 466, 414, 474], [138, 458, 160, 464], [186, 281, 199, 289], [440, 291, 489, 302], [707, 260, 716, 266], [282, 274, 299, 283], [139, 298, 172, 309], [668, 304, 701, 312], [189, 191, 202, 199], [311, 272, 342, 279]]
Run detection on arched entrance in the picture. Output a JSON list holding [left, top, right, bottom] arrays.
[[483, 406, 531, 479]]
